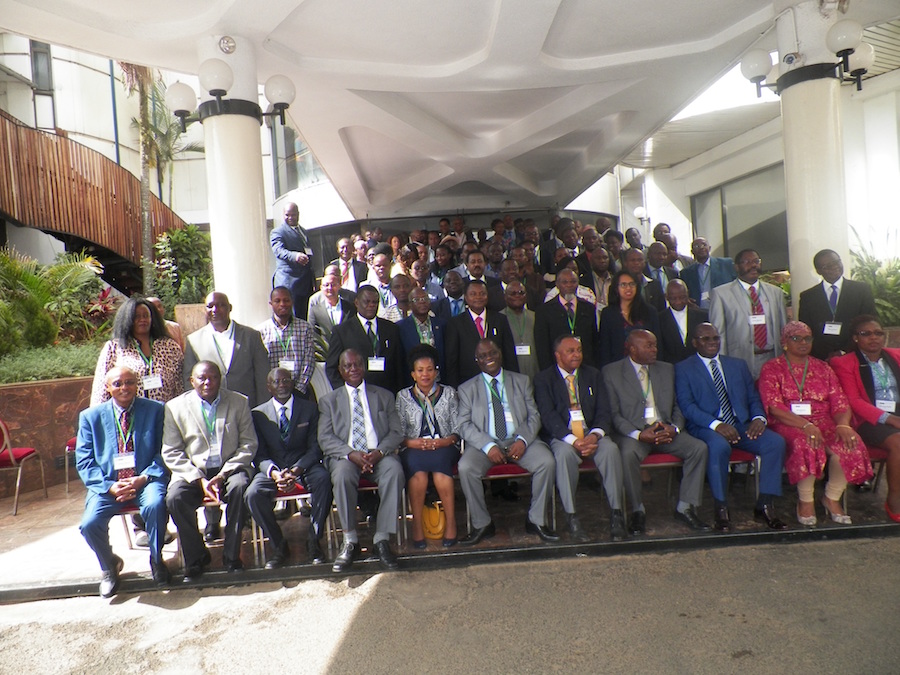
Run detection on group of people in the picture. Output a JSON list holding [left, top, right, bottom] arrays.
[[73, 206, 899, 598]]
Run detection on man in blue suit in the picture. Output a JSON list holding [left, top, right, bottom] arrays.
[[674, 323, 787, 532], [680, 238, 736, 309], [76, 366, 170, 597], [270, 201, 315, 319]]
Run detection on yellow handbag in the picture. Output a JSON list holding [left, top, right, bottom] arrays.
[[422, 500, 446, 540]]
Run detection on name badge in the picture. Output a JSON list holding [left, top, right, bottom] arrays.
[[504, 411, 514, 425], [113, 452, 135, 471], [304, 247, 313, 255], [569, 409, 585, 422], [515, 345, 531, 356], [748, 314, 766, 326], [368, 357, 386, 372], [142, 374, 162, 390], [876, 400, 897, 413], [206, 453, 222, 470], [644, 406, 655, 420], [823, 322, 842, 336], [700, 291, 710, 302], [279, 359, 296, 372], [791, 401, 812, 416]]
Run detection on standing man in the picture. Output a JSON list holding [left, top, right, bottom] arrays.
[[431, 270, 466, 322], [76, 366, 170, 597], [330, 237, 368, 296], [625, 227, 645, 251], [410, 258, 445, 301], [457, 339, 558, 544], [675, 323, 787, 532], [501, 280, 539, 382], [709, 249, 787, 379], [318, 349, 404, 572], [798, 249, 877, 360], [603, 230, 624, 274], [680, 237, 737, 309], [574, 226, 601, 281], [163, 361, 257, 580], [534, 337, 626, 542], [658, 279, 706, 364], [270, 202, 314, 319], [644, 242, 678, 311], [246, 368, 332, 568], [367, 252, 395, 310], [257, 287, 315, 398], [533, 269, 597, 371], [398, 287, 447, 374], [621, 248, 664, 312], [603, 330, 709, 534], [462, 249, 505, 312], [307, 272, 354, 340], [581, 246, 613, 312]]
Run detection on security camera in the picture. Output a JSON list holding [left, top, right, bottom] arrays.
[[782, 52, 802, 66]]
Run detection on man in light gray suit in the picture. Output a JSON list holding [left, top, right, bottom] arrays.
[[318, 349, 404, 573], [602, 330, 709, 536], [457, 338, 558, 545], [162, 361, 257, 581], [708, 249, 787, 380]]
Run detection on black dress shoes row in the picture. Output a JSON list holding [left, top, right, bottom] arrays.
[[183, 549, 212, 583], [150, 557, 171, 586], [525, 518, 560, 542], [332, 541, 358, 573], [460, 521, 496, 546], [564, 513, 590, 543], [100, 555, 124, 598], [610, 510, 626, 541], [265, 544, 290, 570], [714, 504, 732, 532], [628, 511, 646, 535], [754, 504, 788, 530], [374, 541, 399, 570], [674, 506, 711, 531]]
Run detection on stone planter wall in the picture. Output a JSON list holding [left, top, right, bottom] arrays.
[[0, 376, 91, 500]]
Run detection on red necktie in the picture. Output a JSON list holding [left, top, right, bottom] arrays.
[[749, 286, 767, 350], [341, 261, 350, 285], [475, 316, 485, 338], [117, 409, 135, 480]]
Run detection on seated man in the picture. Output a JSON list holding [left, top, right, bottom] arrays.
[[246, 368, 332, 569], [457, 339, 558, 544], [318, 349, 404, 572], [675, 323, 787, 532], [602, 330, 709, 534], [76, 366, 170, 597], [162, 361, 257, 581], [534, 337, 626, 542]]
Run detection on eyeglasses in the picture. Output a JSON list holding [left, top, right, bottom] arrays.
[[618, 281, 637, 288], [110, 379, 137, 387], [270, 378, 293, 385], [787, 335, 813, 344], [506, 290, 527, 296], [856, 330, 885, 338], [740, 258, 762, 265], [410, 297, 431, 303]]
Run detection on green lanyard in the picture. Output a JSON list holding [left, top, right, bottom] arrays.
[[277, 325, 292, 353], [507, 310, 527, 342], [133, 339, 153, 372], [787, 358, 810, 398], [640, 370, 651, 401], [565, 304, 577, 334], [115, 409, 134, 447], [200, 405, 216, 438]]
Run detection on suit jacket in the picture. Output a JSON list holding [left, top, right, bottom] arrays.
[[325, 315, 406, 393], [709, 279, 787, 372], [533, 297, 598, 370], [457, 369, 541, 448], [76, 397, 169, 496], [681, 257, 736, 306], [597, 304, 661, 368], [317, 383, 403, 458], [534, 364, 612, 442], [830, 348, 900, 426], [657, 306, 707, 364], [674, 353, 764, 434], [641, 276, 667, 312], [798, 278, 877, 360], [397, 315, 447, 374], [430, 295, 467, 323], [444, 310, 519, 387], [183, 322, 270, 409], [162, 389, 257, 484], [271, 221, 314, 294], [602, 358, 684, 437], [574, 251, 593, 282], [464, 276, 505, 313], [252, 393, 323, 476], [329, 257, 368, 292], [308, 297, 354, 339]]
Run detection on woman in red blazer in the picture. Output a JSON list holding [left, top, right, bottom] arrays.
[[830, 314, 900, 522]]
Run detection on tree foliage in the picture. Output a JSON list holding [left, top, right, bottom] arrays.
[[154, 224, 213, 308]]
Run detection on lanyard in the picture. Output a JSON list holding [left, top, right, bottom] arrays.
[[564, 301, 577, 334], [115, 409, 134, 446], [133, 339, 153, 372], [415, 385, 439, 433], [507, 310, 527, 341], [212, 324, 234, 367], [277, 324, 292, 353], [745, 286, 762, 312], [787, 358, 810, 398], [200, 405, 216, 438], [639, 369, 651, 400], [414, 318, 433, 344]]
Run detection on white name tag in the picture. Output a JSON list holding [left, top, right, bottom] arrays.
[[304, 247, 313, 255], [644, 406, 655, 420], [504, 411, 514, 425], [823, 322, 842, 336], [876, 400, 897, 413], [113, 452, 136, 471], [368, 357, 386, 372], [142, 374, 162, 390], [569, 409, 585, 422], [700, 291, 710, 302], [206, 453, 222, 470], [515, 345, 531, 356], [748, 314, 766, 326], [279, 359, 296, 372], [791, 401, 812, 416]]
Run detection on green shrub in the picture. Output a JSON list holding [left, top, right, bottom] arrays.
[[0, 342, 102, 384], [155, 224, 213, 309]]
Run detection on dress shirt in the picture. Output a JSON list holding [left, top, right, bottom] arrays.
[[626, 359, 678, 439], [737, 279, 771, 348], [696, 261, 711, 306], [210, 321, 236, 370], [326, 300, 343, 327], [338, 259, 357, 292], [195, 391, 222, 468], [469, 308, 488, 335], [821, 276, 844, 314], [267, 395, 294, 477], [344, 382, 379, 450], [479, 370, 521, 452], [864, 353, 899, 424], [668, 306, 688, 345], [557, 365, 604, 444]]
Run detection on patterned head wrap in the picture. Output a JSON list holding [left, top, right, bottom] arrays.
[[781, 320, 812, 345]]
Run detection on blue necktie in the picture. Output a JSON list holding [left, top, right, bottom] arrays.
[[828, 284, 838, 313], [710, 359, 737, 426], [278, 406, 290, 440], [452, 298, 463, 317]]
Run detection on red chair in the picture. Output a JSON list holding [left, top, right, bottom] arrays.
[[0, 419, 48, 515], [728, 448, 761, 499], [327, 477, 406, 551], [462, 462, 556, 531], [249, 483, 316, 566]]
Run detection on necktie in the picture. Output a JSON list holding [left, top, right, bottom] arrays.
[[566, 374, 584, 439], [710, 359, 738, 426], [639, 366, 658, 425], [656, 269, 665, 287], [278, 406, 290, 440], [748, 286, 767, 350], [294, 225, 308, 250], [351, 388, 367, 452], [491, 378, 507, 440], [341, 261, 350, 285], [117, 409, 135, 480], [475, 316, 485, 338], [366, 320, 377, 352], [566, 301, 575, 329], [452, 299, 462, 317], [829, 284, 838, 313]]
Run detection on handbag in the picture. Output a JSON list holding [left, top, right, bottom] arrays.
[[422, 500, 446, 540]]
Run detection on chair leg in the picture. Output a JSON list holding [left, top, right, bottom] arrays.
[[873, 461, 886, 493], [39, 454, 48, 500], [12, 466, 22, 516], [121, 514, 136, 550]]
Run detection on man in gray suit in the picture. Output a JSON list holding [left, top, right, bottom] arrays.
[[162, 361, 257, 581], [708, 249, 787, 379], [318, 349, 404, 573], [602, 330, 709, 535], [457, 338, 558, 545]]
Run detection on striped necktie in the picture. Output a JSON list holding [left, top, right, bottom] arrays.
[[278, 406, 290, 440], [710, 359, 737, 426], [748, 286, 767, 350]]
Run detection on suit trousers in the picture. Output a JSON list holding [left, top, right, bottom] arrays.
[[458, 441, 555, 529], [690, 426, 785, 503], [329, 455, 403, 541], [166, 469, 250, 567], [245, 464, 332, 552], [81, 481, 168, 571], [551, 436, 623, 513], [616, 432, 707, 511]]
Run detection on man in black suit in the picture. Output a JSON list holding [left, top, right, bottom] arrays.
[[658, 279, 707, 363], [444, 279, 518, 387], [534, 269, 597, 370], [644, 242, 679, 311], [574, 226, 601, 281], [463, 249, 505, 312], [329, 237, 368, 295], [326, 285, 406, 393], [622, 248, 665, 312], [246, 368, 332, 568], [798, 249, 878, 360]]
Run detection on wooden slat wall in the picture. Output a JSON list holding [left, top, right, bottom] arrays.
[[0, 109, 185, 264]]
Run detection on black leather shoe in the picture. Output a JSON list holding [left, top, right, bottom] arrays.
[[564, 512, 590, 543], [332, 541, 358, 573], [183, 550, 212, 583], [150, 557, 171, 586], [610, 509, 626, 541], [100, 555, 123, 598], [525, 518, 560, 542], [754, 504, 788, 530], [204, 522, 222, 543], [628, 511, 646, 535], [714, 504, 732, 533], [674, 506, 711, 531], [307, 538, 326, 565], [459, 521, 496, 546], [225, 558, 244, 573], [374, 540, 399, 570], [265, 544, 290, 570]]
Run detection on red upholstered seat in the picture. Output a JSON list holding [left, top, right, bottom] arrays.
[[0, 419, 47, 515], [0, 445, 40, 466], [640, 452, 683, 467]]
